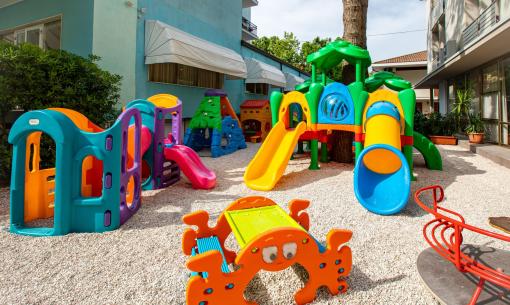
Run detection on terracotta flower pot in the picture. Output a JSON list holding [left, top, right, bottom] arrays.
[[468, 133, 484, 144], [429, 135, 458, 145]]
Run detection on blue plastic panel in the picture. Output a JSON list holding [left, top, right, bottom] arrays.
[[196, 236, 230, 278], [317, 82, 355, 125]]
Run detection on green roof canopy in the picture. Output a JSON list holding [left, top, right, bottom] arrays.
[[365, 71, 412, 92], [306, 40, 371, 72], [295, 75, 334, 93]]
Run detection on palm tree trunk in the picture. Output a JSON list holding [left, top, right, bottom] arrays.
[[331, 0, 368, 163]]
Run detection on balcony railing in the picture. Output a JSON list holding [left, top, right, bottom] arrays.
[[242, 17, 258, 37], [462, 0, 500, 46]]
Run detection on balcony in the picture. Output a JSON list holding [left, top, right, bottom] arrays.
[[462, 0, 500, 47], [242, 0, 258, 8], [242, 17, 258, 41]]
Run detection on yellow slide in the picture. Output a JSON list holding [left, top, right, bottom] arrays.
[[244, 121, 306, 191]]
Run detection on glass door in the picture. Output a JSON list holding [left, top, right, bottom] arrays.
[[481, 63, 500, 143]]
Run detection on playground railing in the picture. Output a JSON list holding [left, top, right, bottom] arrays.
[[415, 185, 510, 304]]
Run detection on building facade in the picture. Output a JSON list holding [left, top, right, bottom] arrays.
[[372, 51, 438, 114], [418, 0, 510, 145], [0, 0, 308, 118]]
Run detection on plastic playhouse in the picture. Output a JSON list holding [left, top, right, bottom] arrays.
[[244, 40, 442, 215], [182, 196, 352, 305], [8, 94, 216, 236], [9, 107, 144, 236], [415, 185, 510, 305], [184, 89, 246, 157], [240, 99, 272, 143]]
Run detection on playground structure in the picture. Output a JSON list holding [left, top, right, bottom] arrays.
[[415, 185, 510, 305], [240, 99, 272, 143], [244, 41, 443, 215], [9, 108, 144, 236], [8, 94, 215, 236], [184, 89, 246, 157], [125, 94, 216, 190], [182, 196, 352, 305]]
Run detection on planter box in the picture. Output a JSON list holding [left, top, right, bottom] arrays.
[[429, 135, 458, 145]]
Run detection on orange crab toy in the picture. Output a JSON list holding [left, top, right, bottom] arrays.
[[181, 196, 353, 305]]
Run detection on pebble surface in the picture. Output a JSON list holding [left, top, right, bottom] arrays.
[[0, 143, 509, 305]]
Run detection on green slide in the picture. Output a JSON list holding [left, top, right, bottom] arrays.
[[413, 131, 442, 170]]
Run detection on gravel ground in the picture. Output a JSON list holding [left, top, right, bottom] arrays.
[[1, 143, 509, 305]]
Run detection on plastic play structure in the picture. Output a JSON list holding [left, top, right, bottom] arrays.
[[182, 196, 352, 305], [244, 41, 442, 215], [8, 94, 215, 236], [415, 185, 510, 305], [184, 89, 246, 157], [240, 99, 272, 143], [125, 94, 216, 190]]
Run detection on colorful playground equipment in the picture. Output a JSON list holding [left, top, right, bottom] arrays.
[[184, 89, 246, 157], [125, 94, 216, 190], [240, 99, 272, 143], [182, 196, 352, 305], [415, 185, 510, 305], [8, 94, 215, 236], [244, 41, 442, 215], [9, 107, 144, 236]]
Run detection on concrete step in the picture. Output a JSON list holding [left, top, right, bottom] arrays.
[[459, 140, 510, 169]]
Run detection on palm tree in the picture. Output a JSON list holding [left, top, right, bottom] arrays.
[[331, 0, 369, 163]]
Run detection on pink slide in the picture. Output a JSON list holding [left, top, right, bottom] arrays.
[[163, 144, 216, 189]]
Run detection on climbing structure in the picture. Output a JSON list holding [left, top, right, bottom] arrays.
[[182, 196, 352, 305], [244, 40, 443, 215], [184, 90, 246, 158], [125, 95, 182, 190], [9, 94, 216, 237], [9, 108, 144, 236], [126, 94, 216, 190]]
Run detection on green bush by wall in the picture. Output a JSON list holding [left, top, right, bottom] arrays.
[[0, 42, 122, 184]]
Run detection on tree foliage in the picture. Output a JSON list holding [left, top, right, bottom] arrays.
[[252, 34, 342, 81], [0, 42, 121, 183]]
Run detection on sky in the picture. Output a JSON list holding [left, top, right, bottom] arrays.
[[250, 0, 427, 62]]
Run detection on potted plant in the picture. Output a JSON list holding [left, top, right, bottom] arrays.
[[465, 114, 485, 144], [427, 112, 458, 145], [451, 85, 473, 132]]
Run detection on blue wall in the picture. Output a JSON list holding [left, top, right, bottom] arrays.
[[134, 0, 307, 118], [0, 0, 94, 57], [0, 0, 308, 119], [135, 0, 245, 118]]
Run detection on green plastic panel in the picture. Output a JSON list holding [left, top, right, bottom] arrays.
[[306, 40, 371, 72], [225, 205, 304, 249]]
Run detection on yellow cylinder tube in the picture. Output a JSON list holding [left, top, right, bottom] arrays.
[[363, 115, 402, 174]]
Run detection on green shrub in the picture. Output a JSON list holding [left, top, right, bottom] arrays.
[[414, 111, 457, 137], [0, 42, 121, 184]]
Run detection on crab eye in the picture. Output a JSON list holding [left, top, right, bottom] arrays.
[[262, 246, 278, 264], [282, 242, 297, 260]]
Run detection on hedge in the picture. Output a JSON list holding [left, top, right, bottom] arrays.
[[0, 42, 121, 184]]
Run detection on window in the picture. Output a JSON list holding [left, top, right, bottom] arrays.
[[246, 83, 268, 95], [148, 63, 224, 89], [0, 18, 61, 50]]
